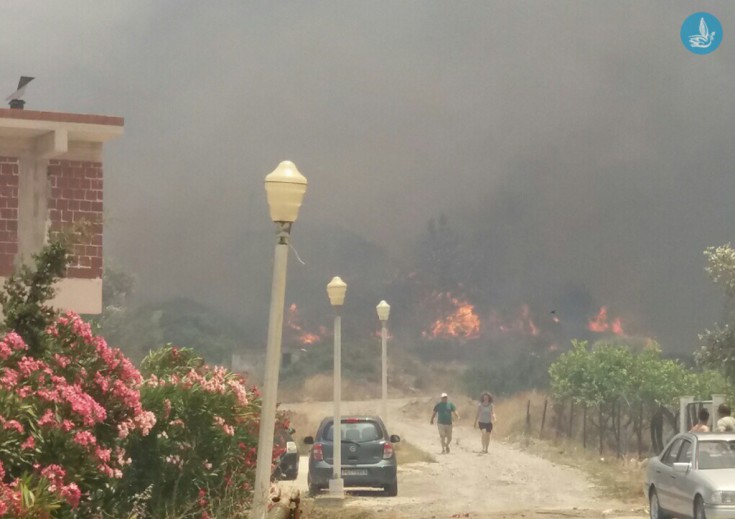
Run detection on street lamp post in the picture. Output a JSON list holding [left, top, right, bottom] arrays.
[[376, 300, 390, 424], [251, 161, 307, 519], [327, 276, 347, 498]]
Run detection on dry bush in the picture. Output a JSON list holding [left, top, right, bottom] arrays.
[[491, 390, 549, 438], [395, 439, 436, 464], [431, 390, 548, 438]]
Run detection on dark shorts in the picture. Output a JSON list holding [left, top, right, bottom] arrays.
[[479, 422, 493, 433]]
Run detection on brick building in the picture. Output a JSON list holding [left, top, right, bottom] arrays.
[[0, 108, 123, 314]]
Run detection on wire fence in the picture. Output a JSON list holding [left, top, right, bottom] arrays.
[[524, 398, 679, 458]]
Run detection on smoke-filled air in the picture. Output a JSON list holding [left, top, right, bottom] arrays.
[[5, 1, 735, 518], [3, 1, 735, 356]]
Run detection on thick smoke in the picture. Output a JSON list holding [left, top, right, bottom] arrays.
[[2, 1, 734, 352]]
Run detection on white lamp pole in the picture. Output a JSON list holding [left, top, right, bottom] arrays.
[[376, 300, 390, 424], [327, 276, 347, 498], [252, 161, 307, 519]]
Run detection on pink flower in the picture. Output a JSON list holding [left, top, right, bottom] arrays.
[[94, 446, 111, 463], [17, 357, 50, 377], [94, 372, 109, 393], [0, 369, 19, 389], [16, 387, 32, 398], [20, 436, 34, 450], [133, 411, 156, 436], [53, 354, 71, 368], [3, 420, 23, 434], [59, 384, 106, 426], [60, 483, 81, 508], [40, 464, 66, 484], [38, 409, 56, 427], [73, 430, 96, 448], [3, 332, 27, 353], [117, 421, 131, 439], [214, 416, 235, 436]]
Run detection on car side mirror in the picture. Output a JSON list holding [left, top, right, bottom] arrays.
[[673, 462, 691, 473], [303, 436, 314, 445], [390, 434, 401, 443]]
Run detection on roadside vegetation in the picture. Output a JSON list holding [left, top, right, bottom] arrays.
[[0, 236, 280, 518]]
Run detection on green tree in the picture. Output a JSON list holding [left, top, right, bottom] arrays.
[[697, 244, 735, 382], [0, 234, 72, 356], [549, 340, 719, 410]]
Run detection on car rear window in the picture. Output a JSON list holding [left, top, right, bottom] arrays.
[[322, 420, 383, 443], [698, 440, 735, 470]]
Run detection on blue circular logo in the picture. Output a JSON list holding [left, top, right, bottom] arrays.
[[681, 12, 722, 54]]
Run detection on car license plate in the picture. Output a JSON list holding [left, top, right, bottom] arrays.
[[342, 469, 367, 476]]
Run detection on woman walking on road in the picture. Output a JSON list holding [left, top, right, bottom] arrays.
[[474, 392, 496, 453]]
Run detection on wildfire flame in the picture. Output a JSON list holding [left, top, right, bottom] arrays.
[[489, 304, 540, 336], [286, 303, 322, 345], [587, 306, 625, 336], [423, 292, 481, 340]]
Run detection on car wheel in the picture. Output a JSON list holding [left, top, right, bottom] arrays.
[[383, 481, 398, 497], [694, 496, 707, 519], [649, 489, 669, 519]]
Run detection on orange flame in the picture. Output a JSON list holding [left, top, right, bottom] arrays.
[[423, 292, 481, 340], [587, 306, 625, 336], [286, 303, 322, 345], [489, 305, 540, 336]]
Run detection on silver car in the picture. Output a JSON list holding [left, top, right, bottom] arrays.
[[646, 432, 735, 519]]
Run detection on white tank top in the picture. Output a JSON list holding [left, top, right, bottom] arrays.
[[477, 403, 493, 423]]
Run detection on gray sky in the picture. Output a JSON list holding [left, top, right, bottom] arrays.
[[3, 1, 734, 352]]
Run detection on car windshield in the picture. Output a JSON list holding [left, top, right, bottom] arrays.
[[698, 440, 735, 470], [323, 421, 383, 443]]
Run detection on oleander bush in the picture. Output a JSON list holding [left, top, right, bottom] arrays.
[[0, 314, 156, 517], [119, 345, 275, 517], [0, 237, 276, 517]]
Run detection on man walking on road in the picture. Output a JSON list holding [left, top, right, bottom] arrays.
[[430, 392, 459, 454]]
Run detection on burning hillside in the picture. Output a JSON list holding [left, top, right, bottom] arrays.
[[422, 291, 481, 340], [286, 303, 324, 346]]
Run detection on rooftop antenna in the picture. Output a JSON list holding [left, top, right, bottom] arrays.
[[6, 76, 34, 109]]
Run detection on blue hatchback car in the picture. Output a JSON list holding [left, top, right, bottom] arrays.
[[303, 416, 400, 496]]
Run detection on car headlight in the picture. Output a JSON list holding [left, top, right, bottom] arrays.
[[711, 491, 735, 505], [286, 441, 298, 454]]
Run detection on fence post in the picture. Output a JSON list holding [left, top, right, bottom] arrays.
[[556, 401, 563, 439], [637, 401, 643, 459], [540, 399, 548, 438], [568, 401, 575, 439], [582, 405, 587, 449], [599, 405, 604, 455], [616, 399, 622, 459], [679, 396, 694, 433], [525, 399, 531, 436]]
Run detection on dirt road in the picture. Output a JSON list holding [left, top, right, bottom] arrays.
[[280, 398, 646, 519]]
